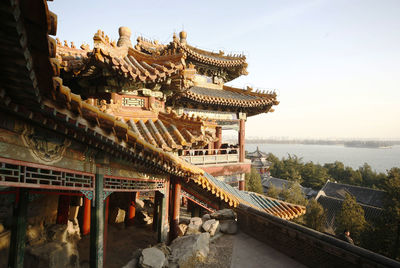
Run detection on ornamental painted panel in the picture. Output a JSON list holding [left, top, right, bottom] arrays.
[[21, 124, 71, 164]]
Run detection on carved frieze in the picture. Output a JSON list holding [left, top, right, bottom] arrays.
[[21, 124, 71, 164]]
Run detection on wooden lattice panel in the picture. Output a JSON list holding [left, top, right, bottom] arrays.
[[0, 158, 93, 190], [104, 176, 165, 192]]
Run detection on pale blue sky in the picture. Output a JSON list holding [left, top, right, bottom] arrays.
[[49, 0, 400, 139]]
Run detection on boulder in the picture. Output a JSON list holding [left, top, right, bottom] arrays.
[[26, 224, 45, 246], [0, 223, 4, 234], [201, 214, 211, 223], [136, 198, 145, 211], [122, 258, 138, 268], [209, 221, 220, 237], [202, 219, 216, 232], [170, 233, 210, 268], [210, 209, 236, 220], [220, 220, 238, 234], [139, 247, 165, 268], [186, 217, 202, 235], [135, 210, 152, 225], [177, 224, 187, 236], [26, 241, 79, 268], [110, 208, 126, 224]]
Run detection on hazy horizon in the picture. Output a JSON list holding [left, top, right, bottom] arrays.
[[49, 0, 400, 139]]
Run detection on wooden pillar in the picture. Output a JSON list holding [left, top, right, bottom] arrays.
[[8, 188, 28, 268], [103, 196, 109, 262], [56, 195, 71, 224], [171, 178, 181, 240], [238, 119, 245, 162], [90, 173, 105, 268], [239, 173, 245, 191], [82, 197, 91, 235], [126, 192, 136, 226], [214, 126, 222, 152], [156, 191, 167, 242], [239, 180, 245, 191], [153, 192, 159, 231]]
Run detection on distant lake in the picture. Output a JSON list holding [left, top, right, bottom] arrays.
[[245, 144, 400, 174]]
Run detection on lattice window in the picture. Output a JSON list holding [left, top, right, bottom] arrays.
[[0, 161, 93, 189], [104, 177, 165, 191], [122, 97, 145, 107]]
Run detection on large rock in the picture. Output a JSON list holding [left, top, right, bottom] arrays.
[[26, 224, 46, 246], [210, 209, 236, 220], [0, 223, 4, 234], [122, 249, 142, 268], [202, 219, 216, 232], [220, 220, 238, 234], [26, 241, 79, 268], [110, 208, 126, 224], [139, 247, 165, 268], [169, 233, 210, 268], [209, 221, 220, 237], [135, 210, 152, 225], [186, 217, 202, 235], [177, 224, 187, 236], [201, 214, 211, 223]]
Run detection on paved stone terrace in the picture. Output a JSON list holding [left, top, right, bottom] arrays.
[[231, 231, 306, 268]]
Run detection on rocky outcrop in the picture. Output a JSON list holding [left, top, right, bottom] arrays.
[[202, 219, 220, 237], [169, 233, 210, 268], [210, 209, 236, 221], [186, 217, 202, 235], [25, 220, 81, 268], [139, 247, 166, 268], [177, 224, 188, 236]]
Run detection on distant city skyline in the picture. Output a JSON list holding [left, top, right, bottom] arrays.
[[49, 0, 400, 139]]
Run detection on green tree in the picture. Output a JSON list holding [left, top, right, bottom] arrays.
[[301, 162, 330, 189], [245, 168, 263, 194], [280, 181, 308, 206], [336, 193, 367, 243], [375, 167, 400, 260], [266, 184, 280, 199], [304, 199, 326, 232]]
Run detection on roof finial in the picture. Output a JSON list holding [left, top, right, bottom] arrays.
[[117, 26, 132, 47], [179, 30, 187, 45]]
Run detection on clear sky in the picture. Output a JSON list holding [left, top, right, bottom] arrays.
[[49, 0, 400, 139]]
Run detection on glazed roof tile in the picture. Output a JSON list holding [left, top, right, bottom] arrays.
[[318, 195, 384, 226], [56, 33, 185, 84], [173, 85, 279, 116], [319, 181, 386, 208]]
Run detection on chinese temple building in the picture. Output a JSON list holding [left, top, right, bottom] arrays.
[[246, 147, 272, 176], [10, 1, 391, 268]]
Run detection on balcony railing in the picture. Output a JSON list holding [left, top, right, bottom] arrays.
[[180, 149, 239, 165]]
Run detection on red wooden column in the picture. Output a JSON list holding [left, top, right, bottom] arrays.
[[238, 119, 245, 162], [126, 192, 136, 226], [171, 178, 181, 240], [82, 197, 91, 235], [239, 179, 245, 191], [214, 126, 222, 152], [56, 195, 71, 224]]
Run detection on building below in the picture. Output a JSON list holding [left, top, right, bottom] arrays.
[[316, 181, 386, 229], [246, 147, 271, 176], [262, 176, 317, 199]]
